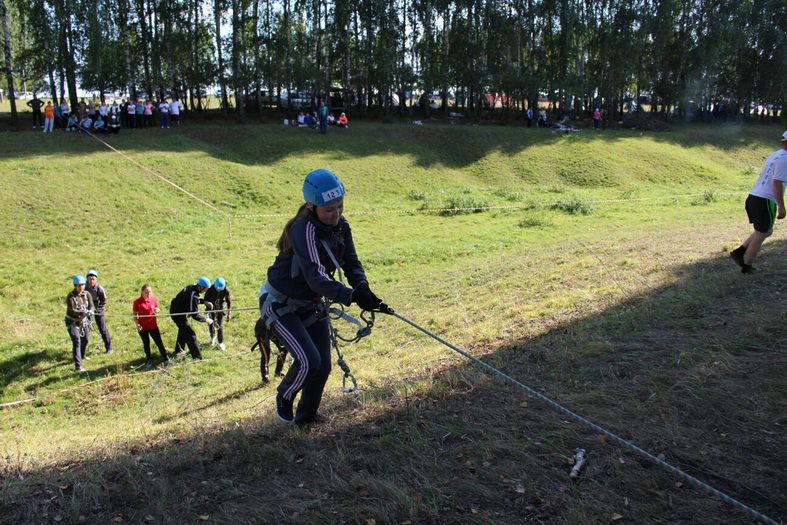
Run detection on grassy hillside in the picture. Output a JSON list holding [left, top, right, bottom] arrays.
[[1, 121, 785, 524]]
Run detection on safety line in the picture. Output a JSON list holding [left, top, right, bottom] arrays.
[[230, 191, 745, 219], [10, 305, 261, 322], [81, 129, 226, 215], [386, 310, 780, 525]]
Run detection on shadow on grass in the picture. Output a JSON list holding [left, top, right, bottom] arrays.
[[0, 113, 781, 171], [1, 243, 786, 524], [0, 348, 70, 396]]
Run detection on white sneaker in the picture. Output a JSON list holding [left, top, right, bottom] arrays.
[[218, 343, 225, 351], [210, 336, 217, 348]]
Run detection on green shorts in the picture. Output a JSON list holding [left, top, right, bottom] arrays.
[[745, 194, 777, 233]]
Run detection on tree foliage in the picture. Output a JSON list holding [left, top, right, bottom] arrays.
[[3, 0, 785, 120]]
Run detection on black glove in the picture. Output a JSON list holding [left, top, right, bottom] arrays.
[[352, 283, 382, 311]]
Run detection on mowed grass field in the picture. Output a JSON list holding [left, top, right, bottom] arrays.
[[1, 119, 785, 524]]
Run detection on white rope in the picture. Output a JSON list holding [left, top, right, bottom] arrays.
[[81, 128, 226, 215]]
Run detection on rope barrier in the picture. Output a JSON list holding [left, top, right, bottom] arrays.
[[382, 309, 780, 525], [81, 128, 226, 215]]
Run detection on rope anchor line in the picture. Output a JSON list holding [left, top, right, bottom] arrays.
[[379, 308, 780, 525]]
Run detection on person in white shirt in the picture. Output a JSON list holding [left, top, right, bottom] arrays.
[[730, 130, 787, 273], [159, 100, 171, 128], [170, 98, 182, 125]]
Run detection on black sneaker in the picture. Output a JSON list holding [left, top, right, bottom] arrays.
[[729, 250, 745, 268], [741, 265, 756, 274], [276, 394, 294, 423], [144, 360, 154, 369]]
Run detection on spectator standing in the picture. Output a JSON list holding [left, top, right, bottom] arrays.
[[317, 101, 329, 134], [53, 101, 61, 129], [99, 100, 109, 121], [144, 100, 154, 127], [132, 284, 169, 368], [59, 99, 70, 128], [526, 107, 534, 127], [159, 100, 170, 128], [65, 275, 95, 372], [127, 100, 136, 128], [135, 99, 144, 127], [170, 98, 182, 125], [27, 95, 44, 128], [593, 108, 601, 130], [43, 101, 55, 133]]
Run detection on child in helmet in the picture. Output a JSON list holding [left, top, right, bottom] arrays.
[[65, 275, 95, 372], [85, 269, 113, 355], [260, 169, 386, 424], [169, 277, 213, 359], [204, 277, 232, 351]]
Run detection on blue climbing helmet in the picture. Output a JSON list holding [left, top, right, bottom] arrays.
[[73, 275, 86, 285], [303, 169, 345, 206], [214, 277, 226, 291], [197, 276, 211, 288]]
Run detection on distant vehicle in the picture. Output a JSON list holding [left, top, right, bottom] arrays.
[[284, 91, 311, 109]]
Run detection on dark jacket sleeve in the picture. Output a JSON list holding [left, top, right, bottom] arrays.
[[340, 222, 368, 289], [225, 288, 232, 310], [96, 286, 108, 313], [189, 289, 207, 322], [290, 220, 354, 305]]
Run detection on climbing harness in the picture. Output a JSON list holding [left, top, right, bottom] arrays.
[[375, 306, 779, 525], [317, 238, 376, 393], [326, 304, 375, 392]]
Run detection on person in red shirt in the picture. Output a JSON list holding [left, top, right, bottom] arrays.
[[338, 112, 348, 127], [132, 284, 169, 368]]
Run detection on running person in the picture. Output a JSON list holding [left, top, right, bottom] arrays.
[[730, 131, 787, 273], [170, 277, 213, 359], [260, 169, 386, 424], [204, 277, 232, 351], [85, 269, 113, 354], [65, 275, 95, 372]]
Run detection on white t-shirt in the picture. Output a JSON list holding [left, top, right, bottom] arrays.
[[750, 148, 787, 202], [99, 104, 109, 116], [170, 100, 181, 115], [159, 102, 170, 114]]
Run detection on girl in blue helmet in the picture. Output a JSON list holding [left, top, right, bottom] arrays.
[[261, 169, 385, 424]]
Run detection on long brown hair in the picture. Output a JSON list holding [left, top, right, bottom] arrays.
[[276, 203, 314, 253]]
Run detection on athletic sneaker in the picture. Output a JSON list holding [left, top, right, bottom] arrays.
[[276, 393, 294, 423], [741, 265, 756, 274], [76, 366, 86, 372], [144, 360, 154, 370], [210, 336, 218, 348], [218, 343, 225, 351], [729, 249, 745, 268]]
